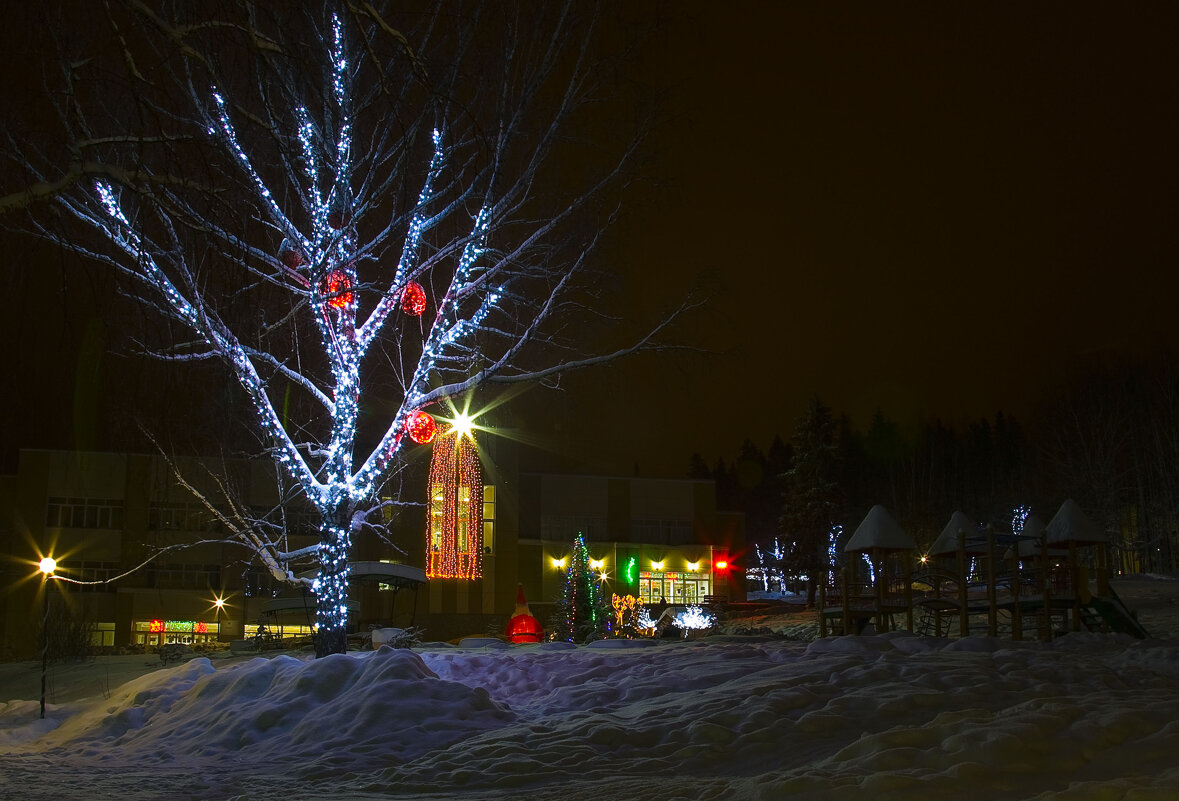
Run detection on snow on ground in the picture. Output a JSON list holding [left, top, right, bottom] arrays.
[[0, 577, 1177, 801]]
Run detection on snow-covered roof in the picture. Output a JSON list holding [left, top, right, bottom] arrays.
[[929, 511, 979, 556], [1007, 515, 1053, 558], [844, 504, 916, 553], [1046, 499, 1108, 545]]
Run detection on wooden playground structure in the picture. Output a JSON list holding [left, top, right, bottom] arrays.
[[817, 501, 1149, 641]]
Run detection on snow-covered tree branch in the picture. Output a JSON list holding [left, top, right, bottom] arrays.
[[3, 1, 685, 655]]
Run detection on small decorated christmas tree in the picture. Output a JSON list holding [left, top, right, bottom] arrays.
[[553, 532, 608, 643]]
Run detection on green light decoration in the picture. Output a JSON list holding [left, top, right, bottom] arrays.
[[625, 556, 637, 584]]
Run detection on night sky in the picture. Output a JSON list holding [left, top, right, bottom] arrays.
[[3, 3, 1178, 478], [527, 2, 1179, 477]]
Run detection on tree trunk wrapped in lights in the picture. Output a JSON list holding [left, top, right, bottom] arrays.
[[3, 2, 691, 656], [426, 428, 483, 580]]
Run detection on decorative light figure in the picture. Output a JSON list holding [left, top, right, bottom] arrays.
[[673, 605, 717, 634], [424, 427, 483, 579]]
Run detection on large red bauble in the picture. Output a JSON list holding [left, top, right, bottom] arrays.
[[278, 238, 306, 270], [322, 270, 353, 309], [406, 410, 437, 444], [400, 281, 427, 316], [506, 612, 543, 644]]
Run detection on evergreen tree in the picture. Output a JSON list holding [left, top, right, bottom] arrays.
[[687, 452, 712, 479], [780, 398, 845, 606], [554, 533, 608, 643]]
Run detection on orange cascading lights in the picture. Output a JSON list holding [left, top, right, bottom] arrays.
[[425, 429, 483, 579]]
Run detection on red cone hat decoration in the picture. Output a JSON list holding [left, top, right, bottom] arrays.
[[506, 584, 543, 643]]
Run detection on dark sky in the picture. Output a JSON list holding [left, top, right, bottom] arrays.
[[3, 2, 1178, 479], [526, 2, 1179, 477]]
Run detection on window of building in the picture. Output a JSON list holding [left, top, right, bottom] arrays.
[[629, 518, 692, 545], [243, 566, 277, 598], [483, 485, 495, 555], [46, 497, 124, 529], [638, 571, 710, 606], [540, 515, 605, 542], [135, 619, 222, 646], [91, 622, 116, 647], [151, 563, 221, 590], [57, 561, 119, 592]]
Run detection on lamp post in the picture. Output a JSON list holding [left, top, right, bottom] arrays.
[[38, 557, 56, 720], [213, 596, 225, 642]]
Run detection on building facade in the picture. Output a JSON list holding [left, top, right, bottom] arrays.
[[1, 446, 744, 657]]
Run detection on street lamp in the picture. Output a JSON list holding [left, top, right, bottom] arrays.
[[213, 596, 225, 641], [38, 557, 56, 720]]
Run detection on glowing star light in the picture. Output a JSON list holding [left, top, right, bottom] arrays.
[[449, 410, 476, 440]]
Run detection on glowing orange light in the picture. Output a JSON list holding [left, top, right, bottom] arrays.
[[715, 560, 728, 570], [148, 619, 165, 634], [425, 428, 484, 579]]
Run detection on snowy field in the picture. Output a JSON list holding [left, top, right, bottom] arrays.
[[1, 577, 1178, 801]]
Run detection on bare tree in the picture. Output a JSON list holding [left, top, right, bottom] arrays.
[[4, 1, 685, 655]]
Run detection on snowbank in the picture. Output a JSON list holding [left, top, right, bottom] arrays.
[[1, 576, 1176, 800]]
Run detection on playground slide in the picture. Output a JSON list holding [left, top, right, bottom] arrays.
[[1086, 589, 1150, 639]]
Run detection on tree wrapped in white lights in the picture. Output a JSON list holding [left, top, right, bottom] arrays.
[[5, 2, 681, 656]]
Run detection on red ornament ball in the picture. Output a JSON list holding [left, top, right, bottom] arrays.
[[406, 410, 438, 444], [278, 238, 306, 270], [322, 270, 354, 309], [400, 281, 427, 316]]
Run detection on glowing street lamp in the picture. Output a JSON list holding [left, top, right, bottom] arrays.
[[38, 557, 57, 720], [213, 596, 226, 641]]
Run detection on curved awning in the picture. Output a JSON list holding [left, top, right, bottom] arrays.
[[294, 561, 428, 589]]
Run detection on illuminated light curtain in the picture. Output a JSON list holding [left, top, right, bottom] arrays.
[[425, 429, 483, 579]]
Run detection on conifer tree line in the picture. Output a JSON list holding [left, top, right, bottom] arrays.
[[693, 361, 1179, 581]]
